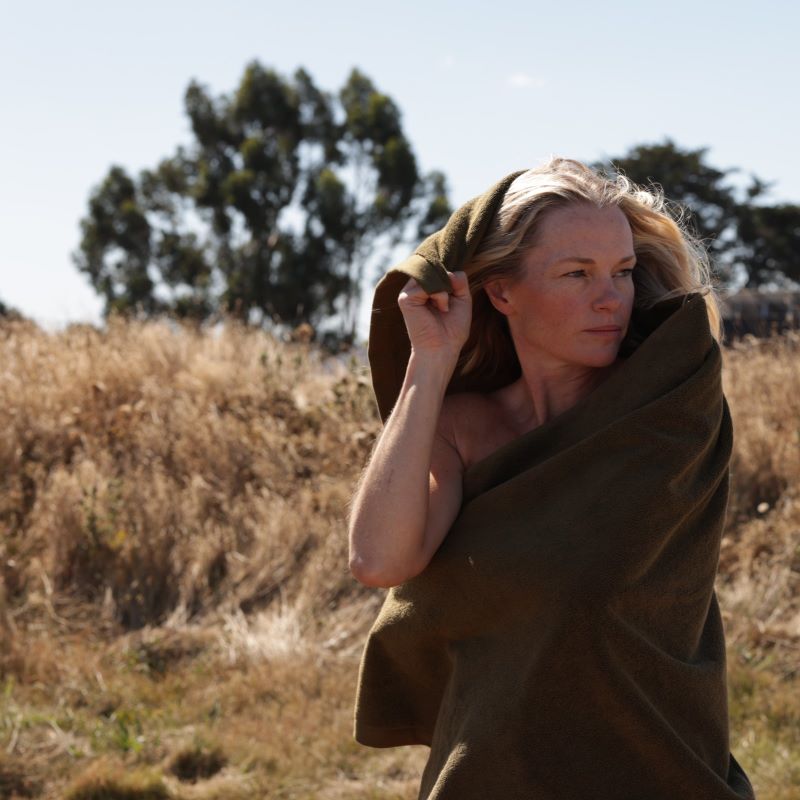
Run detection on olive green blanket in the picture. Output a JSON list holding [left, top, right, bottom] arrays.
[[352, 174, 755, 799]]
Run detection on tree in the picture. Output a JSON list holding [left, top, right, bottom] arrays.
[[74, 63, 451, 339], [594, 139, 800, 287], [735, 202, 800, 287]]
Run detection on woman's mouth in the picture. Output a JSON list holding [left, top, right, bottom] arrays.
[[584, 326, 621, 334]]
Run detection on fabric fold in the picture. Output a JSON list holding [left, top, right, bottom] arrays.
[[368, 169, 525, 421]]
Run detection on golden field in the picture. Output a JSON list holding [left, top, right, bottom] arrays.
[[0, 316, 798, 798]]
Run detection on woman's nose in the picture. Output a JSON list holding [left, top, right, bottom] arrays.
[[592, 281, 623, 311]]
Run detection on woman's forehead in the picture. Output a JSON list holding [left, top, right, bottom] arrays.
[[514, 205, 634, 274], [535, 204, 633, 252]]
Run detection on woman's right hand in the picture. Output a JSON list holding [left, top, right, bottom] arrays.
[[397, 271, 472, 362]]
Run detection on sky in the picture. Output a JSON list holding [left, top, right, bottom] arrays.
[[1, 0, 798, 338]]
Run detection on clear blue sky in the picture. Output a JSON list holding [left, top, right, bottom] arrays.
[[2, 0, 798, 336]]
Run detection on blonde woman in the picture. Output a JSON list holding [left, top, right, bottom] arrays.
[[350, 158, 755, 799]]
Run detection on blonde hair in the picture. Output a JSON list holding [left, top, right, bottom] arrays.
[[458, 157, 722, 383]]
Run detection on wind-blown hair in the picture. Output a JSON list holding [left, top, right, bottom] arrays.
[[458, 157, 722, 384]]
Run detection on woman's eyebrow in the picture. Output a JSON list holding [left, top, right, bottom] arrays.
[[551, 254, 637, 266]]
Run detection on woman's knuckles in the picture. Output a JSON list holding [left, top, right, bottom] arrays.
[[398, 290, 429, 307]]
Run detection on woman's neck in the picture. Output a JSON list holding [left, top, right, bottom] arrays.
[[499, 358, 619, 433]]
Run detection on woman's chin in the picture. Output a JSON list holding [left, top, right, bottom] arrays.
[[521, 339, 623, 371], [580, 351, 622, 371]]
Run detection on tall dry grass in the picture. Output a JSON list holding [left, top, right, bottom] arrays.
[[0, 318, 797, 798], [720, 335, 800, 664], [0, 316, 378, 635], [724, 334, 800, 522]]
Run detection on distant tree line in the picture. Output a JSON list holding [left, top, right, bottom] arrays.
[[73, 62, 450, 342], [73, 63, 800, 341], [593, 140, 800, 290]]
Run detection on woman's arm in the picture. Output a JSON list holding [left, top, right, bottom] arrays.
[[348, 272, 471, 588]]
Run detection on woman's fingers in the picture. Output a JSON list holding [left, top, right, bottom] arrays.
[[397, 272, 472, 356], [398, 277, 428, 307], [401, 276, 421, 293], [401, 273, 469, 304], [399, 278, 450, 312], [429, 292, 449, 313], [447, 271, 470, 298]]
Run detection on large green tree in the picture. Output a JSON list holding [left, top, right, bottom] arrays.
[[74, 63, 451, 339], [595, 139, 800, 287], [735, 201, 800, 287]]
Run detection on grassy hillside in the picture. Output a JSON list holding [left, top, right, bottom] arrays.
[[0, 317, 798, 798]]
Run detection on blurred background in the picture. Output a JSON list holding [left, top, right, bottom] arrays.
[[2, 0, 799, 342], [1, 2, 798, 798]]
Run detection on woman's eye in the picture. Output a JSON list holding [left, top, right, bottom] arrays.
[[562, 266, 635, 278]]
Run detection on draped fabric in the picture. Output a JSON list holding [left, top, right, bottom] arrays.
[[353, 172, 756, 799]]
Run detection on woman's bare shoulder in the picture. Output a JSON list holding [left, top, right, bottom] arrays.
[[439, 390, 512, 468], [440, 390, 500, 429]]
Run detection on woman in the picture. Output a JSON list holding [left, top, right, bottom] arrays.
[[349, 158, 755, 799]]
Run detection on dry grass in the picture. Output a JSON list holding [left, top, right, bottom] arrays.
[[720, 334, 800, 678], [0, 316, 377, 631], [0, 317, 797, 798], [723, 333, 800, 523]]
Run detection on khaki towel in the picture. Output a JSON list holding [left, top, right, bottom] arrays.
[[353, 174, 756, 799]]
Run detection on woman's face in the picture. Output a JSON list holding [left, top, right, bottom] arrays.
[[487, 202, 636, 370]]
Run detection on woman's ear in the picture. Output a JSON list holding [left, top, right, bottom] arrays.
[[484, 279, 513, 316]]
